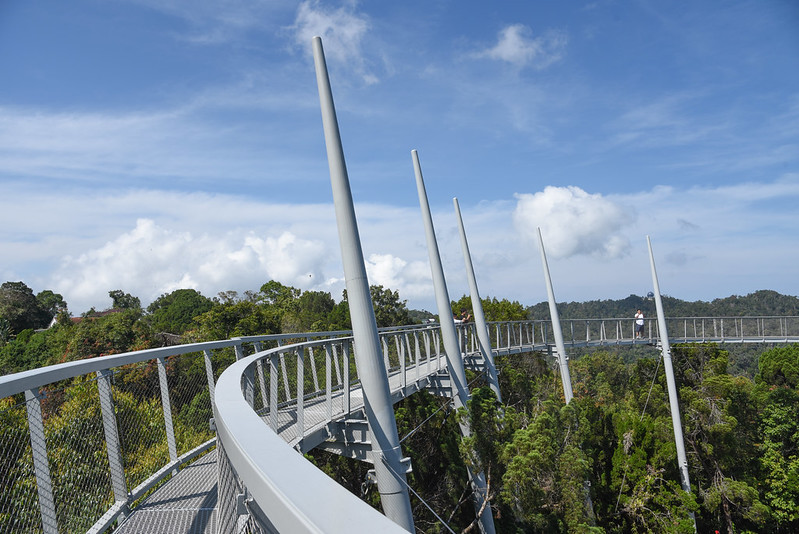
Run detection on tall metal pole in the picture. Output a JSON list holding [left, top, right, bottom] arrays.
[[536, 228, 574, 403], [453, 197, 501, 402], [647, 236, 696, 529], [537, 228, 596, 524], [313, 36, 414, 531], [412, 150, 496, 534]]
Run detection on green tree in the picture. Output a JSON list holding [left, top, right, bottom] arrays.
[[452, 295, 528, 322], [368, 285, 410, 327], [672, 344, 766, 532], [758, 386, 799, 528], [108, 290, 141, 310], [191, 300, 281, 340], [291, 290, 336, 332], [66, 309, 150, 360], [146, 289, 214, 334], [756, 344, 799, 388], [35, 290, 67, 317], [258, 280, 301, 309], [0, 325, 74, 373], [0, 281, 52, 334], [337, 285, 411, 328]]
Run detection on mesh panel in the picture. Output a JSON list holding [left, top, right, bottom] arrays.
[[0, 396, 41, 534], [111, 361, 170, 491], [215, 439, 241, 534], [42, 377, 114, 532], [164, 353, 215, 456]]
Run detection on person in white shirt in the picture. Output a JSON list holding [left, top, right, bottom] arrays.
[[635, 310, 645, 338]]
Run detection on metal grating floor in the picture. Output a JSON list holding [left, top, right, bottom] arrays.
[[115, 450, 218, 534]]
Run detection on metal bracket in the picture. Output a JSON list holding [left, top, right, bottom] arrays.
[[209, 417, 216, 432], [424, 371, 454, 398], [318, 418, 373, 462], [400, 456, 413, 474], [236, 493, 251, 517]]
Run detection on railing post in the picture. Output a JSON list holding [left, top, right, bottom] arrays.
[[156, 357, 178, 463], [325, 344, 333, 421], [96, 370, 130, 518], [308, 341, 320, 392], [423, 330, 432, 375], [278, 340, 291, 402], [25, 388, 58, 534], [413, 332, 421, 384], [236, 341, 255, 409], [254, 343, 268, 409], [382, 337, 391, 373], [297, 347, 305, 440], [332, 343, 343, 385], [343, 341, 351, 417], [396, 335, 406, 390], [270, 353, 279, 432], [203, 349, 216, 401]]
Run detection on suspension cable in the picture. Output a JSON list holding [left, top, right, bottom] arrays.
[[399, 367, 488, 444], [399, 398, 451, 444], [380, 455, 458, 534]]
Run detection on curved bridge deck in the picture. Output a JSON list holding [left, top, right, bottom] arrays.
[[1, 317, 796, 534]]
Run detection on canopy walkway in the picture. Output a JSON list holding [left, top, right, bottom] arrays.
[[1, 316, 796, 533]]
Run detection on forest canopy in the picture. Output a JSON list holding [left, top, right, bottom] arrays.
[[1, 282, 797, 532]]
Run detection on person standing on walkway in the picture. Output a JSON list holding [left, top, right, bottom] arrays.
[[635, 309, 645, 338]]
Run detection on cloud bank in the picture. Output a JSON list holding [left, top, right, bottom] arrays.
[[51, 219, 330, 311], [512, 186, 631, 259]]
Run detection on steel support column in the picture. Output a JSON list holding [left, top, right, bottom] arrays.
[[647, 236, 697, 530], [313, 35, 414, 531], [453, 197, 501, 402], [412, 150, 495, 534], [536, 228, 574, 403]]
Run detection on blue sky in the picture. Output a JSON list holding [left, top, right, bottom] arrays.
[[1, 0, 797, 314]]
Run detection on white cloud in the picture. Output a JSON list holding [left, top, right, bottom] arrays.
[[291, 1, 375, 84], [3, 175, 797, 316], [473, 24, 567, 69], [364, 253, 432, 301], [512, 186, 632, 259], [51, 219, 330, 313]]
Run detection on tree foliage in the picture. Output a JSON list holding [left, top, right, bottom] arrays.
[[108, 290, 141, 310], [146, 289, 214, 334], [452, 295, 528, 322], [0, 281, 54, 335], [2, 280, 798, 533]]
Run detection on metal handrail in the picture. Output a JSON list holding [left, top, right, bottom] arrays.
[[2, 316, 797, 533], [214, 341, 406, 533]]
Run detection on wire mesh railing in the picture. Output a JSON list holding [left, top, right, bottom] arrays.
[[2, 316, 796, 533], [485, 316, 799, 350], [0, 331, 346, 534]]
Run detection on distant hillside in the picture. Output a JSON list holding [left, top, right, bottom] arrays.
[[528, 290, 799, 320]]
